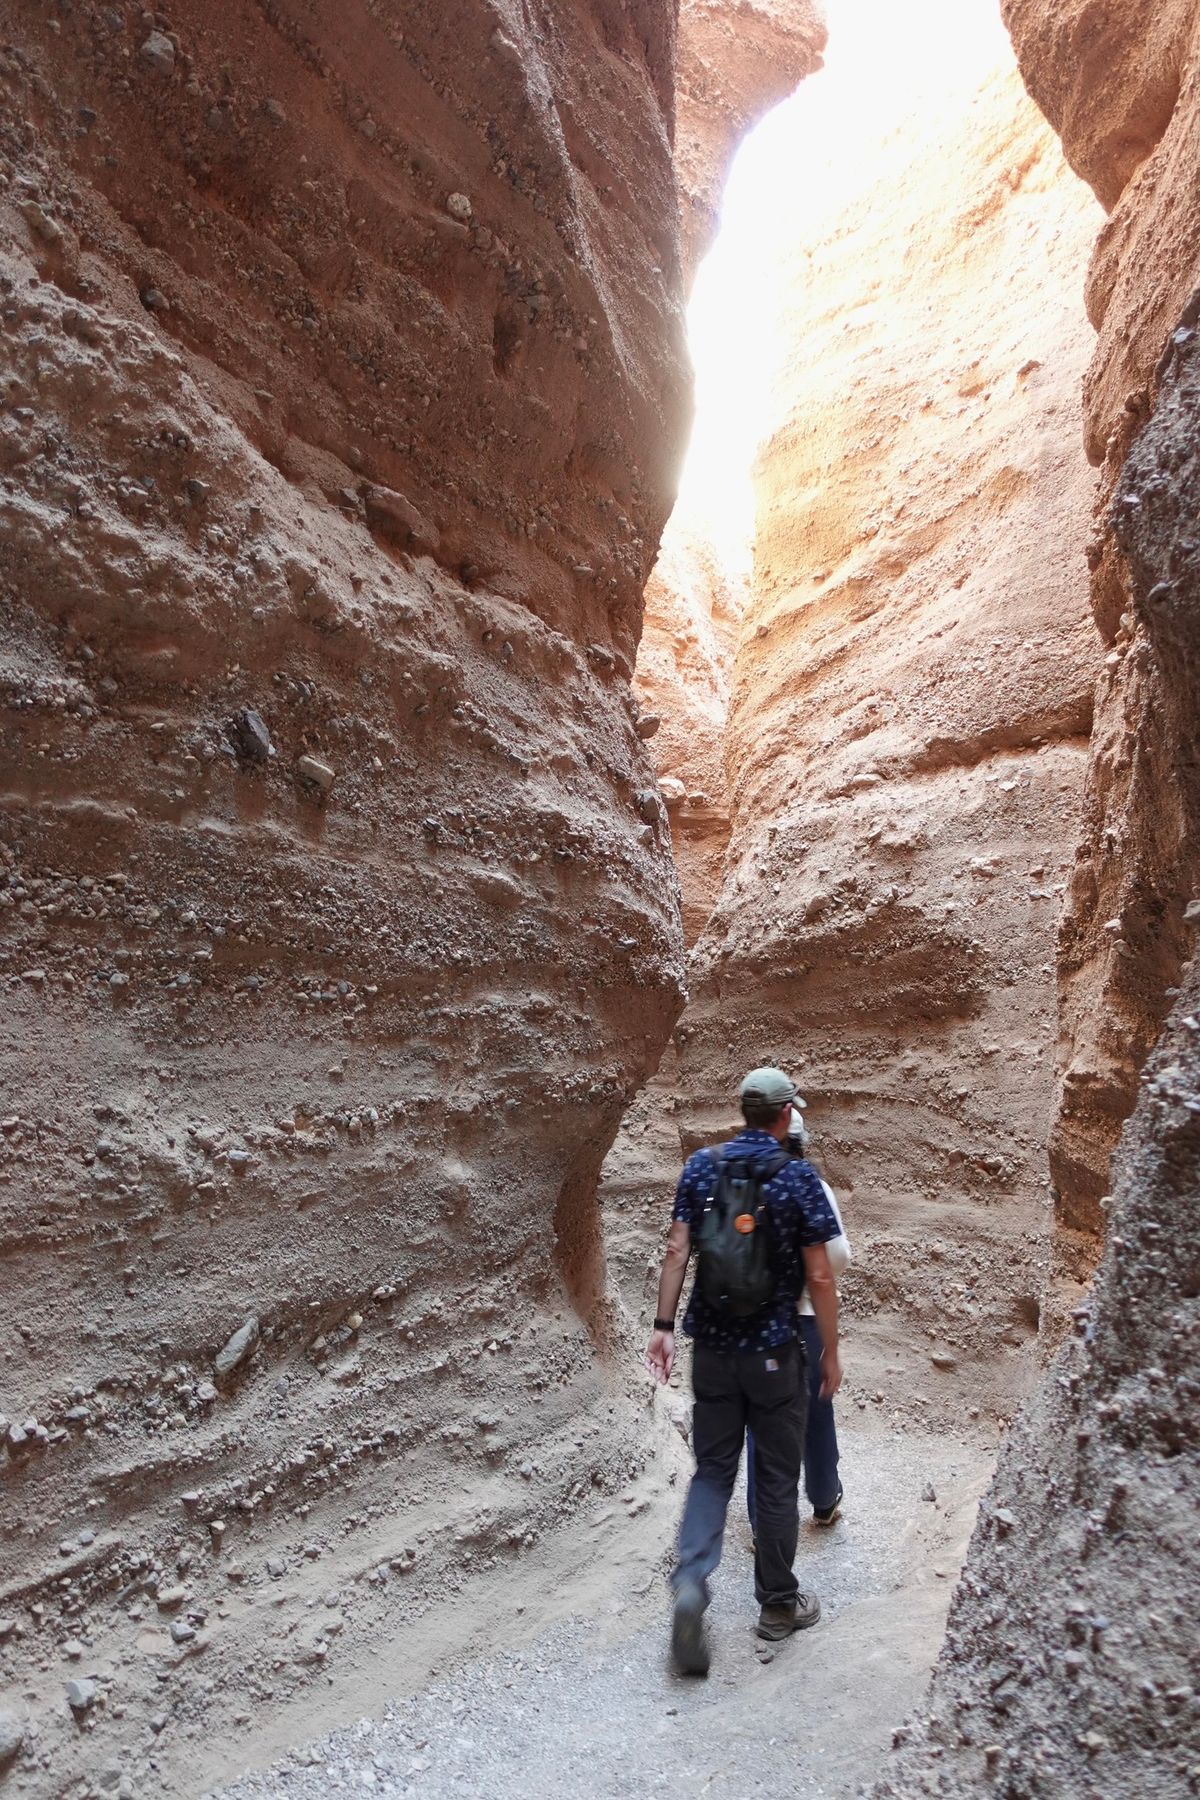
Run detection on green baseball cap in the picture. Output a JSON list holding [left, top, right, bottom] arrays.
[[739, 1066, 801, 1108]]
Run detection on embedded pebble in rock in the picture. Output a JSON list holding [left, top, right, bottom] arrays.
[[139, 30, 175, 75], [227, 709, 273, 765], [296, 754, 336, 793], [214, 1317, 260, 1380]]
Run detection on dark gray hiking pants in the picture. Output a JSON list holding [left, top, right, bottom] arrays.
[[671, 1338, 806, 1608]]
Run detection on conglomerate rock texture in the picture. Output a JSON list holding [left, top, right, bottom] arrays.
[[0, 2, 690, 1789], [872, 5, 1200, 1795], [673, 62, 1102, 1410]]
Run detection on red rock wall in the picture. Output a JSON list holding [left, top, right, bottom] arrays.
[[877, 283, 1200, 1800], [0, 2, 687, 1784]]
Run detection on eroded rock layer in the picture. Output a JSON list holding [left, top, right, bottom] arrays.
[[675, 63, 1101, 1410], [0, 3, 687, 1788]]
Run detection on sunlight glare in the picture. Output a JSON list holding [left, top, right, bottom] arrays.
[[679, 0, 1013, 574]]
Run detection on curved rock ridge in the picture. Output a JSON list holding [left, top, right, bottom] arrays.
[[0, 1, 688, 1787], [1000, 0, 1200, 1234], [676, 0, 827, 283], [675, 61, 1101, 1409], [874, 332, 1200, 1799]]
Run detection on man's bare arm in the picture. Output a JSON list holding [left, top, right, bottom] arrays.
[[643, 1219, 691, 1385], [802, 1240, 842, 1399]]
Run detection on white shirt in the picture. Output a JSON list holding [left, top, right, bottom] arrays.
[[798, 1179, 851, 1317]]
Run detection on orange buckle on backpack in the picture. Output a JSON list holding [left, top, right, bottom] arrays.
[[733, 1213, 756, 1235]]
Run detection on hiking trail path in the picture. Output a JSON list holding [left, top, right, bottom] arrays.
[[213, 1426, 992, 1800]]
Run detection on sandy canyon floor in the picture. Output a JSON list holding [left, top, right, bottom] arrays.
[[207, 1412, 995, 1800]]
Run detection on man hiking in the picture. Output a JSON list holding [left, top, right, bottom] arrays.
[[644, 1067, 843, 1675], [747, 1101, 852, 1534]]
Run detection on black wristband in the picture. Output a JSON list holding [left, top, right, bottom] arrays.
[[653, 1316, 676, 1332]]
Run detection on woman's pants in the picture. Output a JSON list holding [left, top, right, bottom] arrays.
[[747, 1315, 840, 1523]]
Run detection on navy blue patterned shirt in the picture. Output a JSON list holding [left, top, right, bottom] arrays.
[[672, 1130, 840, 1351]]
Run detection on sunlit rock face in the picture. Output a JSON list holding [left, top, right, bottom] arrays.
[[631, 0, 829, 946], [0, 1, 689, 1784], [675, 59, 1101, 1407]]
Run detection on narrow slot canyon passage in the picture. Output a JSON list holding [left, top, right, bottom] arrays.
[[1, 1, 1197, 1798], [238, 1, 1104, 1790]]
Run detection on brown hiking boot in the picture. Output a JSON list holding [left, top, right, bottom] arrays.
[[756, 1592, 821, 1640]]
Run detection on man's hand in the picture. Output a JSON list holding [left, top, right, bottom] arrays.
[[645, 1221, 690, 1385], [803, 1240, 842, 1399], [644, 1328, 675, 1386], [819, 1345, 842, 1400]]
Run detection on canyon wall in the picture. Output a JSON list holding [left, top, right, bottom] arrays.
[[0, 2, 689, 1788], [673, 61, 1102, 1414], [875, 5, 1200, 1795], [1006, 0, 1200, 1238]]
